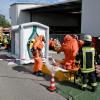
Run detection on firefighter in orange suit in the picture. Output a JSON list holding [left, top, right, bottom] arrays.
[[71, 34, 84, 49], [49, 38, 56, 50], [32, 50, 43, 76], [57, 35, 79, 70], [49, 38, 53, 50], [32, 35, 45, 76]]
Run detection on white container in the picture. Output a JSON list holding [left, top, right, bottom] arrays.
[[11, 22, 49, 64]]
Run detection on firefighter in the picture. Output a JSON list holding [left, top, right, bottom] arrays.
[[95, 36, 100, 78], [3, 36, 8, 49], [49, 38, 53, 50], [49, 38, 56, 50], [71, 34, 84, 49], [29, 39, 35, 50], [57, 35, 79, 70], [32, 49, 43, 76], [76, 34, 97, 92], [78, 40, 84, 49], [32, 35, 45, 76], [7, 37, 11, 52]]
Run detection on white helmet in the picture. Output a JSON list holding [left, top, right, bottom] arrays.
[[98, 35, 100, 40], [83, 35, 92, 42]]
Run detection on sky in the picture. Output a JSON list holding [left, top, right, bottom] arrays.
[[0, 0, 66, 22]]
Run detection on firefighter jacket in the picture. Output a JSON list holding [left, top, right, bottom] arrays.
[[77, 46, 96, 73]]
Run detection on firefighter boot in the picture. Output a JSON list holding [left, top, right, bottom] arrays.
[[81, 87, 86, 91], [37, 71, 43, 76], [33, 72, 38, 76], [81, 84, 87, 91], [91, 86, 97, 92]]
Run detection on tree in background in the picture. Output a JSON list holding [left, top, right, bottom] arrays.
[[0, 16, 11, 28]]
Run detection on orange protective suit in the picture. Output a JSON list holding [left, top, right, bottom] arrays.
[[32, 35, 44, 73], [33, 35, 44, 50], [49, 38, 56, 50], [58, 35, 79, 70], [33, 50, 43, 73]]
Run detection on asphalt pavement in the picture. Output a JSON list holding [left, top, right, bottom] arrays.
[[0, 50, 66, 100]]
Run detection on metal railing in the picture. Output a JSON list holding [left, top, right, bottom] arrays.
[[50, 34, 82, 43]]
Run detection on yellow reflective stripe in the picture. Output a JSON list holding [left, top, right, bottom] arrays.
[[91, 83, 97, 86], [82, 84, 87, 88], [92, 50, 95, 69], [81, 47, 95, 72], [82, 47, 94, 51], [83, 51, 86, 70], [82, 48, 86, 71], [81, 69, 95, 73]]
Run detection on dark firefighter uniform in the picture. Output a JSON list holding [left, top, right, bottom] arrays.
[[76, 35, 97, 92]]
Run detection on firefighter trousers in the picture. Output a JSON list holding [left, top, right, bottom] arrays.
[[81, 71, 97, 88]]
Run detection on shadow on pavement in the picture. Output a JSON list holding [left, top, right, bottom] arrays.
[[58, 80, 81, 90], [0, 54, 11, 59], [0, 54, 16, 62], [39, 83, 49, 89], [12, 65, 33, 74]]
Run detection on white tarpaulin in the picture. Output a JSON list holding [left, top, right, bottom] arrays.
[[11, 22, 49, 64]]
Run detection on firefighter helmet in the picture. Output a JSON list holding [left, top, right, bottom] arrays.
[[98, 35, 100, 40], [83, 35, 92, 42]]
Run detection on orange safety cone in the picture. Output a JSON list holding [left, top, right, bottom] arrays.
[[48, 73, 56, 92]]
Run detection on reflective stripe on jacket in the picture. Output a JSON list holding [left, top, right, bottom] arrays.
[[81, 47, 95, 73]]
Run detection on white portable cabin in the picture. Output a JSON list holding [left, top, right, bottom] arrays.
[[11, 22, 49, 64]]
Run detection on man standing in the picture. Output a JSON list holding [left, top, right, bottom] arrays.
[[32, 35, 45, 76], [76, 34, 97, 92]]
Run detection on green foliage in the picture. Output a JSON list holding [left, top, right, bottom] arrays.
[[0, 16, 11, 28]]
